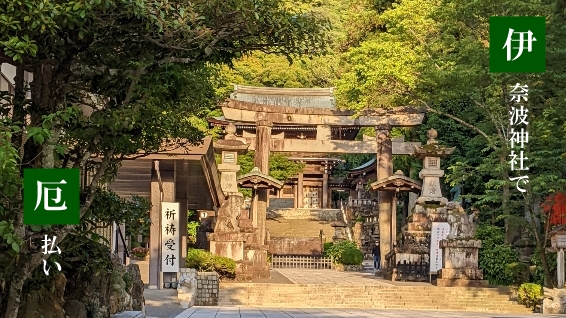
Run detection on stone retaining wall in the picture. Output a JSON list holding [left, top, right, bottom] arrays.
[[267, 208, 340, 221], [179, 268, 219, 306], [268, 237, 323, 255]]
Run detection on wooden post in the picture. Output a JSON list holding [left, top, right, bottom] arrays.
[[298, 172, 304, 208], [558, 248, 565, 289], [322, 171, 329, 208], [294, 182, 298, 208], [391, 193, 397, 251], [376, 125, 393, 270], [252, 187, 258, 228]]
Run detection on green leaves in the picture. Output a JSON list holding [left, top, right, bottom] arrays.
[[0, 221, 23, 253]]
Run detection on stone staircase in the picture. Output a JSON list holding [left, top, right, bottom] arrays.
[[217, 284, 532, 314]]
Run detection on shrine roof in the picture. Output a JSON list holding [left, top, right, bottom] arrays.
[[208, 116, 318, 130], [237, 167, 284, 189], [350, 158, 376, 172], [288, 157, 345, 163], [370, 170, 422, 193], [218, 85, 426, 127], [231, 85, 335, 108]]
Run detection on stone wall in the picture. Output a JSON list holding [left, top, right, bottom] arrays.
[[268, 237, 323, 255], [196, 271, 219, 306], [269, 198, 294, 209], [179, 268, 220, 306], [267, 208, 340, 221]]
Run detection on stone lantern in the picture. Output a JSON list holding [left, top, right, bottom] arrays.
[[213, 123, 249, 195], [207, 124, 251, 279], [413, 129, 455, 206]]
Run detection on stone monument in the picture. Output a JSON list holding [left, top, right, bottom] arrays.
[[542, 288, 566, 314], [384, 129, 452, 281], [436, 202, 488, 287], [207, 124, 251, 279], [413, 128, 455, 206]]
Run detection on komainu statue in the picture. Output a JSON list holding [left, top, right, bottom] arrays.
[[446, 202, 479, 239], [542, 287, 566, 314], [178, 271, 198, 308]]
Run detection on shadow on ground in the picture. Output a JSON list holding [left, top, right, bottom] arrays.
[[144, 288, 185, 318]]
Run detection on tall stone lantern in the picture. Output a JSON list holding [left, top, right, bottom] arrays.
[[208, 124, 251, 278], [413, 128, 455, 206], [215, 124, 249, 195]]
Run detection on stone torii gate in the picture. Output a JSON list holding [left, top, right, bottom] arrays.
[[216, 85, 426, 269]]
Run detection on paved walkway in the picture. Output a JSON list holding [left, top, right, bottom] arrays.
[[273, 261, 427, 286], [172, 307, 560, 318]]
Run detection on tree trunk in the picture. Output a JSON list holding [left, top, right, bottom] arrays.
[[501, 153, 512, 244], [530, 215, 553, 287]]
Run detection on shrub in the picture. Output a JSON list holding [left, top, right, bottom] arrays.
[[131, 247, 149, 258], [505, 262, 530, 286], [185, 249, 236, 279], [475, 224, 518, 285], [341, 248, 363, 265], [323, 242, 333, 255], [324, 240, 357, 263], [518, 283, 542, 310]]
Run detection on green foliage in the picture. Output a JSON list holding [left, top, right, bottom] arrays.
[[0, 0, 333, 314], [505, 262, 530, 286], [58, 233, 114, 276], [236, 151, 305, 197], [355, 216, 365, 223], [0, 221, 23, 254], [187, 221, 200, 246], [517, 283, 543, 310], [341, 248, 364, 265], [324, 240, 358, 264], [185, 249, 236, 279], [323, 241, 334, 254], [131, 247, 149, 258], [531, 248, 557, 287], [122, 271, 132, 292], [475, 224, 519, 285], [85, 188, 151, 240]]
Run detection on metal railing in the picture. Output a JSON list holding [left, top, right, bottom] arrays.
[[271, 255, 333, 269]]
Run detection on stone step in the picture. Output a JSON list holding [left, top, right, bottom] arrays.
[[111, 311, 145, 318], [217, 284, 531, 314]]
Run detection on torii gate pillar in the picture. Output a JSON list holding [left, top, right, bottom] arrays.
[[376, 125, 394, 270], [254, 120, 272, 245]]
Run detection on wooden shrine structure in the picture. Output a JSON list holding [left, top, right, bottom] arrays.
[[208, 85, 426, 269]]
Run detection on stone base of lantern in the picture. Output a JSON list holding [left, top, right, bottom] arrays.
[[435, 239, 487, 287], [242, 244, 270, 279], [436, 268, 488, 287]]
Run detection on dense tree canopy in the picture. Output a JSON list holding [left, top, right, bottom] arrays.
[[0, 0, 329, 316], [2, 1, 566, 315], [214, 0, 566, 287]]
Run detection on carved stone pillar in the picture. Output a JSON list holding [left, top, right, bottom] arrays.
[[376, 125, 393, 270]]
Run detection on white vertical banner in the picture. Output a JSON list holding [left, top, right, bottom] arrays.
[[161, 202, 180, 272], [429, 222, 450, 274]]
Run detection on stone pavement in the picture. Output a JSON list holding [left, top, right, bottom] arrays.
[[172, 307, 561, 318], [273, 261, 427, 286]]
